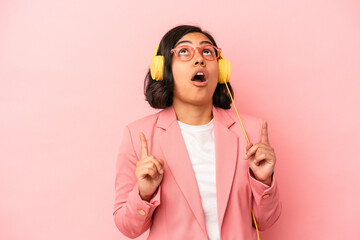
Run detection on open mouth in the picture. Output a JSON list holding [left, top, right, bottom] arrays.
[[192, 72, 206, 82]]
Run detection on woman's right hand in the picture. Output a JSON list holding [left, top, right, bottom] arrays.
[[135, 133, 164, 202]]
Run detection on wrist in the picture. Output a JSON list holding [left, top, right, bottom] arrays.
[[250, 169, 273, 187], [139, 187, 159, 202], [139, 192, 152, 202], [259, 177, 272, 187]]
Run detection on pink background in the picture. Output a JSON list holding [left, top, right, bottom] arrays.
[[1, 0, 359, 239]]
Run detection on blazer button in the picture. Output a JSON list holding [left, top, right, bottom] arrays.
[[138, 210, 146, 216], [262, 194, 270, 199]]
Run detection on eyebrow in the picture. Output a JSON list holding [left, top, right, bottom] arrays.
[[174, 40, 213, 47]]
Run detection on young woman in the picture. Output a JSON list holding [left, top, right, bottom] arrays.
[[113, 25, 281, 240]]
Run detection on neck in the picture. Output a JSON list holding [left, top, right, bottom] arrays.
[[173, 101, 213, 125]]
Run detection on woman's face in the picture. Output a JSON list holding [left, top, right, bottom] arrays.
[[171, 32, 219, 108]]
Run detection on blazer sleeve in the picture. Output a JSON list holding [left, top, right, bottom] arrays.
[[113, 126, 161, 238], [249, 171, 281, 231], [248, 118, 282, 231]]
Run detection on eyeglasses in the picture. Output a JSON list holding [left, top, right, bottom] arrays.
[[170, 45, 221, 62]]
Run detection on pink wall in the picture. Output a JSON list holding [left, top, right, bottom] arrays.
[[1, 0, 359, 239]]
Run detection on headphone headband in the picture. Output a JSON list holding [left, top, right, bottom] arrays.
[[153, 44, 160, 56]]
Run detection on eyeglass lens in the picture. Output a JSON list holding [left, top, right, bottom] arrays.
[[176, 46, 218, 61]]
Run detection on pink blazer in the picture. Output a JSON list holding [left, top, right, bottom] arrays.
[[113, 106, 281, 240]]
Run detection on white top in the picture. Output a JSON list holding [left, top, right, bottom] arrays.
[[178, 119, 220, 240]]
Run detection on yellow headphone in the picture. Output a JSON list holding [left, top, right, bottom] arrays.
[[150, 44, 231, 84], [150, 43, 260, 240]]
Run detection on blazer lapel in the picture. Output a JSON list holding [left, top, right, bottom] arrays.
[[212, 107, 239, 231], [157, 107, 207, 236]]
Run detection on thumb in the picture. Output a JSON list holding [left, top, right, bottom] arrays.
[[246, 142, 253, 152], [244, 142, 253, 160]]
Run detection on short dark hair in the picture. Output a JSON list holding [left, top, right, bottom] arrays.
[[144, 25, 234, 109]]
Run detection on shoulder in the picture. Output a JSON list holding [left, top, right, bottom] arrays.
[[215, 107, 262, 126], [125, 110, 162, 140], [125, 107, 175, 140], [121, 107, 175, 157], [119, 110, 162, 156], [214, 107, 263, 142], [127, 111, 160, 130]]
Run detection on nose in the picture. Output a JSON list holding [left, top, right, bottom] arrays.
[[193, 48, 206, 67]]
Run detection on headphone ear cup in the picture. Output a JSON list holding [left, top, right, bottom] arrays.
[[218, 57, 231, 84], [150, 55, 165, 81]]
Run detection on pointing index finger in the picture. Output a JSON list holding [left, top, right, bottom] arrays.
[[140, 132, 148, 159], [261, 120, 270, 144]]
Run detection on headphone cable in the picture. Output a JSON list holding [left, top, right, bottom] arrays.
[[224, 81, 260, 240]]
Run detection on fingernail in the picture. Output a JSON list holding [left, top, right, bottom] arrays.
[[244, 154, 247, 159]]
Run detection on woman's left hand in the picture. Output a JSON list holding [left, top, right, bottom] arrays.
[[245, 120, 276, 186]]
